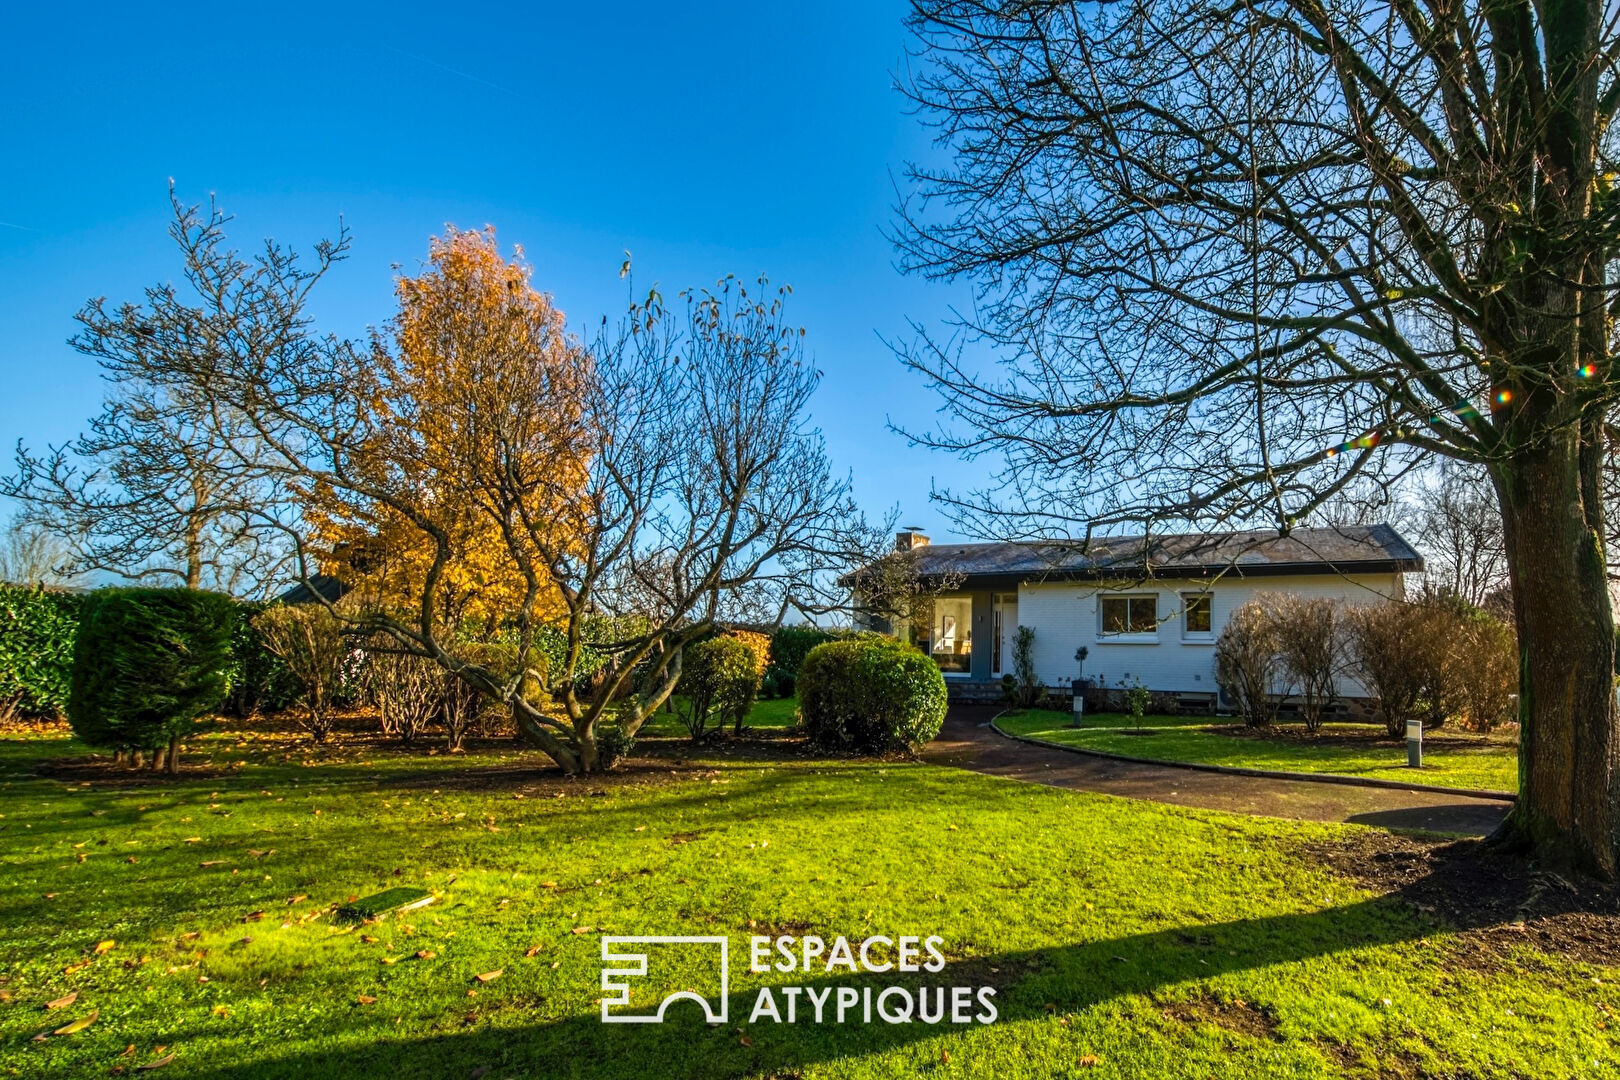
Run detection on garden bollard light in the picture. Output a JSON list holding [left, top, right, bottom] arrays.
[[1406, 717, 1423, 768], [1072, 646, 1089, 726]]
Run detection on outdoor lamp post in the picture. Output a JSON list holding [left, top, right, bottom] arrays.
[[1072, 646, 1089, 727], [1406, 716, 1423, 768]]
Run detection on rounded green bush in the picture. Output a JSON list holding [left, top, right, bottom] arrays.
[[69, 587, 238, 754], [677, 635, 762, 739], [798, 637, 947, 754]]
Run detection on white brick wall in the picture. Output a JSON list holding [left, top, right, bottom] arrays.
[[1014, 573, 1404, 698]]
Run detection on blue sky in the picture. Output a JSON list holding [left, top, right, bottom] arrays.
[[0, 1, 995, 545]]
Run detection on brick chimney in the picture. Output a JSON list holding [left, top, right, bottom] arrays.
[[895, 529, 930, 552]]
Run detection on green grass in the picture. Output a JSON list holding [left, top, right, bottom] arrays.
[[0, 722, 1607, 1079], [636, 694, 800, 738], [998, 710, 1520, 794]]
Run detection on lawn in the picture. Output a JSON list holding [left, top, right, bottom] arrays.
[[0, 722, 1608, 1079], [997, 710, 1520, 795], [636, 695, 801, 739]]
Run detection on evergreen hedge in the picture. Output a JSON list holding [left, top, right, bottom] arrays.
[[798, 637, 947, 753], [0, 585, 81, 719], [69, 588, 238, 766], [763, 625, 838, 698]]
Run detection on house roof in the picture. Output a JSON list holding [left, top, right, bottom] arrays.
[[870, 524, 1422, 588], [274, 574, 349, 606]]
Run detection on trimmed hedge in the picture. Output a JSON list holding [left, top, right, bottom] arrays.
[[763, 625, 838, 698], [798, 637, 947, 754], [0, 585, 80, 719], [69, 588, 238, 757]]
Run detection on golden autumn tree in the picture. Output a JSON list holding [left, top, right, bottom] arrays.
[[306, 226, 588, 635]]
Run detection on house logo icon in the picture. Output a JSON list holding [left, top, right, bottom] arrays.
[[600, 936, 730, 1024]]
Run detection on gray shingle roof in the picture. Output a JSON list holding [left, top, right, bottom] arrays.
[[894, 523, 1422, 584]]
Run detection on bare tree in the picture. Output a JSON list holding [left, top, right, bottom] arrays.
[[0, 516, 79, 587], [4, 188, 297, 597], [898, 1, 1620, 877], [1410, 463, 1507, 606], [82, 198, 879, 774]]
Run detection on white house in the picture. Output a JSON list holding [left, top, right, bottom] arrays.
[[861, 524, 1422, 709]]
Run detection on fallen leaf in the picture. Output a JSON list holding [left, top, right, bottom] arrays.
[[357, 995, 377, 1005], [739, 1035, 752, 1047], [120, 1045, 136, 1057], [94, 940, 116, 955], [549, 961, 559, 969], [1079, 1055, 1099, 1067], [474, 970, 502, 983], [540, 882, 558, 889], [136, 1053, 175, 1070], [414, 950, 435, 960], [199, 861, 225, 868], [524, 945, 543, 957], [53, 1009, 98, 1035], [46, 991, 78, 1010], [183, 837, 202, 844], [570, 926, 593, 935]]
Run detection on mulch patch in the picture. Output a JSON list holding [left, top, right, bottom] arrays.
[[33, 755, 234, 786], [1158, 990, 1280, 1041], [1304, 831, 1620, 966]]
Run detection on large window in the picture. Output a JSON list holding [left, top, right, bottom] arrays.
[[1101, 594, 1157, 636], [1182, 593, 1212, 637], [929, 596, 973, 674]]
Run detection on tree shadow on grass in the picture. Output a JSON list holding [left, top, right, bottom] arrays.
[[188, 879, 1533, 1080]]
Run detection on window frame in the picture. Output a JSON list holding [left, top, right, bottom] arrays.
[[1098, 593, 1159, 640], [1181, 592, 1214, 640]]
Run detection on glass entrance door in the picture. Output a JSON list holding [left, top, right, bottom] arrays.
[[991, 593, 1018, 677]]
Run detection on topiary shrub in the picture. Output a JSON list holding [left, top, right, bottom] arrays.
[[69, 587, 237, 772], [0, 584, 80, 721], [798, 637, 947, 754], [676, 636, 760, 742]]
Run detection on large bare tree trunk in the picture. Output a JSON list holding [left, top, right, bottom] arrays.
[[1495, 436, 1620, 879]]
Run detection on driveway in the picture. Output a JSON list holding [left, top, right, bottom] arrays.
[[925, 707, 1511, 836]]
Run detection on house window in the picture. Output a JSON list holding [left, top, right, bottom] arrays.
[[1182, 593, 1212, 636], [928, 596, 973, 674], [1100, 594, 1157, 636]]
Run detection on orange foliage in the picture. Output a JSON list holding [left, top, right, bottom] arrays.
[[306, 226, 590, 631]]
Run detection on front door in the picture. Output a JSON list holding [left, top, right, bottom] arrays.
[[992, 593, 1018, 677]]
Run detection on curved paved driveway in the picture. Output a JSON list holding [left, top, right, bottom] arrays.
[[925, 707, 1511, 836]]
